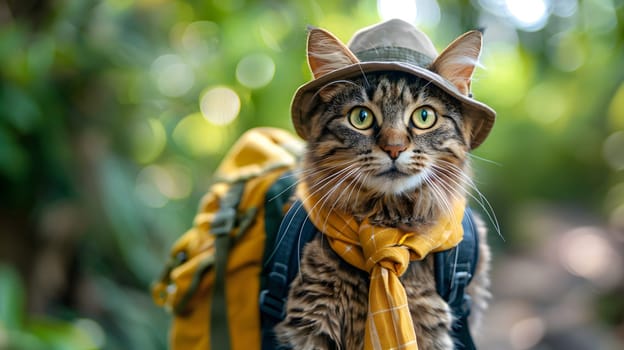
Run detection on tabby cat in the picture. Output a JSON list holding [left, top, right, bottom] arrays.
[[274, 20, 494, 350]]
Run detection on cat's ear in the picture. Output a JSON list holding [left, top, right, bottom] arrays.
[[431, 30, 483, 96], [307, 26, 359, 79]]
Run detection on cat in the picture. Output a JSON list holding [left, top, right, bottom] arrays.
[[273, 20, 494, 350]]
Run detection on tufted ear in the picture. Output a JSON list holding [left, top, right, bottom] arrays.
[[307, 26, 359, 79], [431, 30, 483, 96]]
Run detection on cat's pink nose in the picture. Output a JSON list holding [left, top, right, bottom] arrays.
[[382, 143, 407, 159]]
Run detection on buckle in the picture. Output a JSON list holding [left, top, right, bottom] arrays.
[[211, 208, 237, 236], [259, 290, 286, 321], [260, 263, 289, 321], [448, 270, 472, 308], [453, 270, 472, 287]]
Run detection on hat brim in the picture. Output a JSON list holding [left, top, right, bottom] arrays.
[[291, 61, 496, 149]]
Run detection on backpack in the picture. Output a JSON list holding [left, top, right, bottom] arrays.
[[152, 127, 479, 350]]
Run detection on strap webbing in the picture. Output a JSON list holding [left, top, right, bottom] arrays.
[[260, 200, 317, 350], [434, 207, 479, 350], [210, 181, 245, 350], [261, 172, 296, 288]]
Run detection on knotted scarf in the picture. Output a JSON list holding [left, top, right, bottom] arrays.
[[297, 183, 466, 350]]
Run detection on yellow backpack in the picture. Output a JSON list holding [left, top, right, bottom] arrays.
[[151, 127, 303, 350]]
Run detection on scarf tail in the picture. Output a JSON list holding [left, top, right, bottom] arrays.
[[365, 267, 419, 350]]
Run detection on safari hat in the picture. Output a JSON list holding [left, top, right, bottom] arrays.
[[291, 19, 496, 149]]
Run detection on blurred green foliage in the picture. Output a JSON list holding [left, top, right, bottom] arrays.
[[0, 0, 623, 349], [0, 265, 98, 349]]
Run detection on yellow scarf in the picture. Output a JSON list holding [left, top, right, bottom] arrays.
[[297, 183, 465, 350]]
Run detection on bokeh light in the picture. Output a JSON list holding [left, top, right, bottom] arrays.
[[559, 227, 623, 287], [607, 82, 624, 130], [135, 167, 169, 208], [151, 54, 194, 97], [130, 118, 167, 164], [505, 0, 550, 31], [606, 181, 624, 238], [257, 10, 294, 51], [509, 316, 546, 350], [548, 31, 585, 72], [135, 164, 192, 208], [376, 0, 441, 27], [236, 53, 276, 89], [610, 204, 624, 236], [199, 86, 240, 125], [603, 131, 624, 171], [172, 112, 230, 156], [479, 0, 560, 32], [552, 0, 578, 17], [181, 21, 219, 52], [178, 21, 220, 67], [74, 318, 106, 349], [408, 0, 441, 28], [377, 0, 417, 24], [158, 163, 192, 200]]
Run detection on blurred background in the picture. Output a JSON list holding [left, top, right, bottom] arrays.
[[0, 0, 623, 349]]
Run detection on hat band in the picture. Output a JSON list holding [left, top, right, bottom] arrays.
[[353, 47, 434, 68]]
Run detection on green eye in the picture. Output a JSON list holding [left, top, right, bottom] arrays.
[[411, 106, 437, 129], [348, 106, 375, 130]]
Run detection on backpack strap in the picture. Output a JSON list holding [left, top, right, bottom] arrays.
[[434, 207, 479, 350], [210, 181, 247, 350], [260, 200, 318, 350], [261, 173, 296, 270]]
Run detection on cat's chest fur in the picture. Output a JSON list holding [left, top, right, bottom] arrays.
[[275, 234, 455, 350]]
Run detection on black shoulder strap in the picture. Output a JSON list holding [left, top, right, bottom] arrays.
[[260, 200, 317, 350], [435, 207, 479, 350]]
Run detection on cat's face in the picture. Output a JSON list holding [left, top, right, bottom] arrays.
[[301, 72, 470, 225], [310, 72, 467, 194]]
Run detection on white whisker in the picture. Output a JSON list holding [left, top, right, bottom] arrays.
[[264, 161, 359, 265], [431, 161, 503, 240], [320, 166, 362, 231], [422, 173, 453, 220], [268, 164, 354, 202], [468, 153, 502, 167]]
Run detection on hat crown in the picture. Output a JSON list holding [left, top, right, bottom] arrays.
[[347, 19, 438, 67]]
